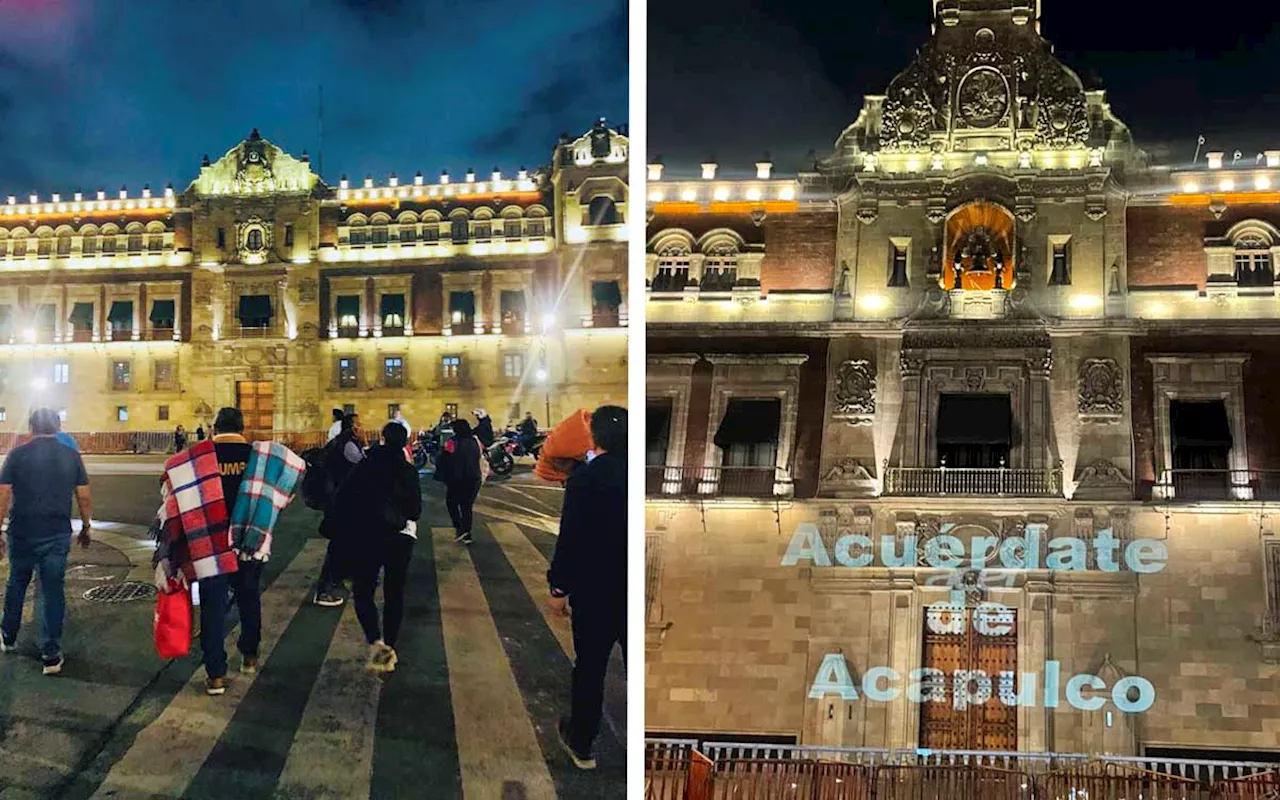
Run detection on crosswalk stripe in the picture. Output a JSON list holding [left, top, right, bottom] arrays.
[[487, 521, 574, 658], [274, 603, 381, 800], [431, 526, 557, 800], [90, 539, 327, 799]]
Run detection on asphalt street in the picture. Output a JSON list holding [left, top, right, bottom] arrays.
[[0, 457, 627, 799]]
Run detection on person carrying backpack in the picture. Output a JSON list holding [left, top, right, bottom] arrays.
[[314, 413, 363, 606], [434, 418, 487, 545]]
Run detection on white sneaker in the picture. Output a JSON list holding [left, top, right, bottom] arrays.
[[0, 637, 15, 654]]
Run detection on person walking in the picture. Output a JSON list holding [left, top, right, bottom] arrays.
[[195, 424, 205, 442], [314, 412, 363, 606], [473, 409, 495, 448], [326, 409, 344, 443], [174, 424, 187, 453], [0, 408, 92, 675], [547, 405, 627, 770], [434, 418, 485, 545], [328, 423, 421, 672]]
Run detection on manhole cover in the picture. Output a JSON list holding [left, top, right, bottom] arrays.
[[83, 582, 157, 603]]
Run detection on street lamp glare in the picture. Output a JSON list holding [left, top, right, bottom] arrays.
[[541, 312, 555, 331], [30, 377, 46, 391], [21, 328, 35, 343], [535, 368, 548, 382]]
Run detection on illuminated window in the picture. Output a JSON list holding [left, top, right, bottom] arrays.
[[500, 290, 525, 332], [380, 295, 406, 334], [442, 355, 461, 380], [52, 362, 69, 385], [701, 243, 739, 292], [0, 408, 6, 422], [503, 352, 525, 378], [338, 357, 359, 389], [444, 403, 458, 419], [57, 408, 66, 423], [336, 296, 361, 336], [383, 357, 404, 387], [653, 243, 691, 291], [448, 292, 475, 329], [12, 235, 26, 257], [112, 360, 132, 390], [450, 217, 469, 243], [117, 406, 128, 422], [154, 359, 175, 390], [1233, 228, 1275, 287]]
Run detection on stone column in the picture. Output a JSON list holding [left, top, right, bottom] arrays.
[[899, 353, 924, 467], [1027, 350, 1053, 471]]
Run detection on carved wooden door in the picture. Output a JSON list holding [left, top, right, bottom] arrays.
[[236, 380, 274, 441], [919, 604, 1018, 750]]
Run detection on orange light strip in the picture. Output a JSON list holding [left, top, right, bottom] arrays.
[[0, 206, 174, 222], [1169, 192, 1280, 206], [651, 201, 799, 215]]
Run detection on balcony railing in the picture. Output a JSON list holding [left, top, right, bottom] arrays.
[[1154, 469, 1280, 502], [644, 465, 793, 499], [0, 429, 330, 455], [644, 740, 1280, 800], [883, 464, 1062, 497]]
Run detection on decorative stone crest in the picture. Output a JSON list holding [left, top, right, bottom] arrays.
[[297, 278, 317, 303], [823, 459, 875, 482], [833, 359, 876, 423], [958, 68, 1010, 128], [1075, 459, 1130, 488], [1078, 358, 1124, 418]]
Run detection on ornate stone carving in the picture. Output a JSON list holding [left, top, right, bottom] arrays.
[[834, 360, 876, 421], [823, 459, 875, 482], [963, 367, 985, 391], [1078, 358, 1124, 417], [1075, 460, 1130, 488], [856, 204, 879, 225], [297, 278, 317, 303], [958, 68, 1009, 128], [902, 328, 1051, 351]]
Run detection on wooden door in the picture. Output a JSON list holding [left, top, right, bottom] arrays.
[[919, 604, 1018, 751], [236, 380, 274, 440]]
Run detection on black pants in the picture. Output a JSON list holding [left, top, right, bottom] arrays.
[[567, 596, 626, 753], [317, 535, 345, 595], [445, 480, 481, 534], [230, 560, 265, 658], [352, 534, 415, 647], [198, 562, 265, 678]]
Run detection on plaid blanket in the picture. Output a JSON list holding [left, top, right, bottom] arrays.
[[160, 440, 239, 582], [229, 441, 305, 561]]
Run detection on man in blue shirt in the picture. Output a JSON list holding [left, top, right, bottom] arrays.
[[0, 408, 93, 675]]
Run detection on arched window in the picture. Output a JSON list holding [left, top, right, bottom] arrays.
[[56, 231, 72, 257], [701, 242, 739, 292], [372, 226, 388, 245], [653, 243, 691, 292], [1233, 226, 1275, 287], [587, 196, 620, 226], [451, 217, 470, 244], [526, 209, 546, 239], [246, 228, 264, 252]]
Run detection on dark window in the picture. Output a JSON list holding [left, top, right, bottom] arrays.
[[216, 228, 226, 249], [154, 360, 175, 390], [12, 237, 26, 257], [112, 360, 132, 390], [422, 223, 439, 243], [474, 221, 492, 241], [592, 281, 623, 327], [527, 217, 545, 238], [500, 290, 526, 333], [149, 299, 175, 338], [451, 218, 469, 243], [399, 226, 415, 244], [383, 356, 404, 388], [653, 249, 691, 291], [127, 232, 142, 253], [713, 398, 781, 496], [889, 242, 909, 287], [246, 228, 263, 251], [56, 235, 71, 256], [158, 405, 169, 421], [936, 393, 1012, 469], [38, 236, 51, 256], [101, 235, 114, 255], [0, 307, 10, 342], [388, 403, 400, 420], [587, 196, 619, 226], [1048, 241, 1071, 286], [284, 224, 294, 247], [107, 301, 133, 340], [448, 291, 476, 330], [380, 294, 406, 334], [504, 219, 522, 239], [81, 235, 96, 255], [336, 295, 361, 336], [147, 232, 163, 252], [338, 357, 358, 389], [1169, 399, 1232, 499], [646, 400, 673, 494], [350, 227, 367, 246], [1236, 252, 1274, 287], [68, 302, 94, 341], [372, 226, 388, 245], [238, 295, 272, 329]]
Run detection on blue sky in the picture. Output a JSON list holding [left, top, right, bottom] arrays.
[[0, 0, 627, 194]]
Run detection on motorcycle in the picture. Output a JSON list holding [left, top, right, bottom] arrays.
[[412, 430, 441, 469], [485, 439, 515, 476]]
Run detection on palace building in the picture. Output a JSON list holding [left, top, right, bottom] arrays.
[[0, 120, 628, 439], [644, 0, 1280, 760]]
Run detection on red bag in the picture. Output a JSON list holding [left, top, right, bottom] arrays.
[[154, 582, 192, 659]]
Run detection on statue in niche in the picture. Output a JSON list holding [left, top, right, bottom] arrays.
[[590, 119, 611, 159], [836, 263, 851, 297], [1108, 262, 1122, 295]]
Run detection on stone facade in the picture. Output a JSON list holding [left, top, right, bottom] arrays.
[[646, 0, 1280, 757], [0, 121, 628, 435]]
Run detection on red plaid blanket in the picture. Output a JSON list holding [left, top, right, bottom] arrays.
[[160, 440, 240, 582]]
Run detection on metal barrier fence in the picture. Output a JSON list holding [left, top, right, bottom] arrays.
[[648, 741, 1280, 800], [0, 430, 329, 455]]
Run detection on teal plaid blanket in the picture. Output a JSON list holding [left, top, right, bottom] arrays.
[[229, 441, 306, 561]]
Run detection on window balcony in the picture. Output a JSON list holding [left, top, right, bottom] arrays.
[[644, 465, 793, 499], [1153, 469, 1280, 502], [883, 464, 1063, 497], [150, 327, 175, 341]]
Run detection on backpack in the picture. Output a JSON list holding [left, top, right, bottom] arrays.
[[299, 446, 333, 510]]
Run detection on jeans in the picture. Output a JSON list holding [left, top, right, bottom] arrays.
[[197, 573, 232, 679], [231, 560, 264, 658], [2, 536, 70, 660], [445, 480, 481, 534], [317, 537, 345, 595], [352, 534, 415, 648], [567, 595, 626, 754]]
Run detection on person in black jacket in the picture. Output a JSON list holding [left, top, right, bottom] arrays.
[[547, 405, 626, 770], [435, 418, 484, 545], [314, 413, 364, 607], [328, 422, 422, 673], [473, 409, 495, 448]]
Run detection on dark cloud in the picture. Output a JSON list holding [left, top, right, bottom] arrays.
[[0, 0, 628, 193], [649, 0, 1280, 172]]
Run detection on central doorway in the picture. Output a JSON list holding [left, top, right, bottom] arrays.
[[236, 380, 274, 441], [918, 604, 1018, 750]]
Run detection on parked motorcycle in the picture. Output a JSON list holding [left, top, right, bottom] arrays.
[[485, 439, 515, 476]]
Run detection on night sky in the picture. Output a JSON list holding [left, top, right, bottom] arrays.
[[0, 0, 627, 194], [649, 0, 1280, 173]]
